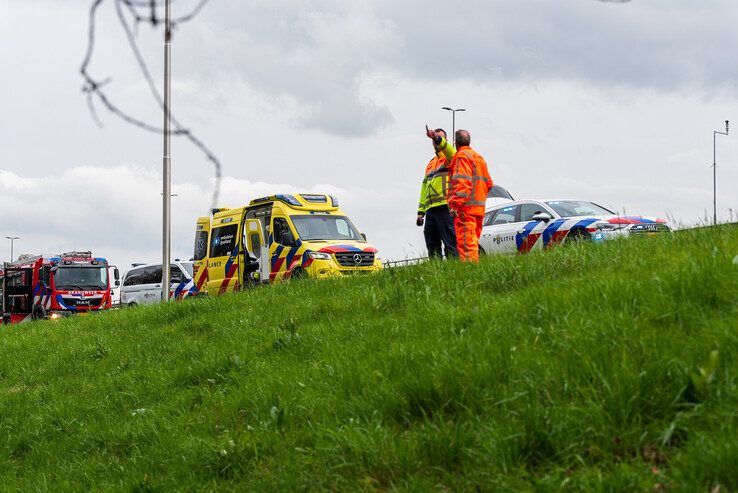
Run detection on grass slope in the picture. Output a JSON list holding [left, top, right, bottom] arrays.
[[1, 227, 737, 492]]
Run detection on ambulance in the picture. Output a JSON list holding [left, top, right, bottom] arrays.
[[197, 194, 382, 294], [1, 251, 119, 324]]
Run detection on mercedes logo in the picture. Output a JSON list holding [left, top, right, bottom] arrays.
[[353, 253, 363, 265]]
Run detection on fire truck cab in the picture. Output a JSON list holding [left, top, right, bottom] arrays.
[[197, 194, 382, 295], [1, 251, 119, 324]]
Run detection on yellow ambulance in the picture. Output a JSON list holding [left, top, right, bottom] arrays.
[[199, 194, 382, 295]]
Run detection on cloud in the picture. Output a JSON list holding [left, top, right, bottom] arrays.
[[168, 0, 738, 137]]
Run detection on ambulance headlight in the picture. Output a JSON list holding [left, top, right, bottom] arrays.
[[307, 252, 332, 260], [50, 313, 62, 320]]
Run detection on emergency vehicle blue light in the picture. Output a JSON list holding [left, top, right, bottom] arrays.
[[276, 194, 302, 206]]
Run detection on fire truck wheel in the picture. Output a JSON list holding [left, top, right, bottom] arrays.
[[32, 306, 47, 320]]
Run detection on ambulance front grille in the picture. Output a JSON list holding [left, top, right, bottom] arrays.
[[334, 252, 375, 267]]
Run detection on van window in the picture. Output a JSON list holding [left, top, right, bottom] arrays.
[[211, 225, 239, 258], [124, 267, 145, 286], [193, 230, 209, 261], [142, 265, 162, 285]]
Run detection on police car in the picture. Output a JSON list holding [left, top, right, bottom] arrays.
[[479, 199, 670, 255]]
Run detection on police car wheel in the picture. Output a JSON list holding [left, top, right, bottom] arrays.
[[32, 306, 47, 320], [567, 228, 590, 242]]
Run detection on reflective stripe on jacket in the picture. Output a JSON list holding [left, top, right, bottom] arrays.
[[448, 146, 493, 216], [418, 137, 457, 214]]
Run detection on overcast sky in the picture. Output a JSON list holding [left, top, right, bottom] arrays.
[[1, 0, 736, 268]]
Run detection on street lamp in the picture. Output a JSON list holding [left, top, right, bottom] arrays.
[[5, 236, 19, 262], [162, 0, 173, 301], [441, 107, 466, 146], [713, 120, 729, 226]]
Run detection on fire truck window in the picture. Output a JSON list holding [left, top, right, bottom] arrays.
[[210, 225, 239, 258], [194, 230, 209, 261], [40, 266, 51, 285], [143, 265, 163, 285]]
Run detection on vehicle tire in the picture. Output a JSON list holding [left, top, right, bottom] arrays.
[[567, 228, 591, 243], [290, 268, 305, 280], [478, 245, 486, 256], [127, 302, 137, 308], [32, 306, 47, 320]]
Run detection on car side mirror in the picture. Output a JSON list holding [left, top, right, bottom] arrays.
[[361, 233, 367, 241], [532, 212, 552, 223]]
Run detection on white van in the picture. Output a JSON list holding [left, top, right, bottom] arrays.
[[120, 261, 197, 306]]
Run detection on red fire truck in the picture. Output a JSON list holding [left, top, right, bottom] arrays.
[[1, 251, 119, 324]]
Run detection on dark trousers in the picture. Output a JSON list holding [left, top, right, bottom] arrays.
[[424, 205, 458, 259]]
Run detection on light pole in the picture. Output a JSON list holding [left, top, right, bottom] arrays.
[[5, 236, 19, 262], [162, 0, 172, 301], [441, 107, 466, 146], [713, 120, 729, 226]]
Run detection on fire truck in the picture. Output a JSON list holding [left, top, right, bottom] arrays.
[[1, 251, 119, 324]]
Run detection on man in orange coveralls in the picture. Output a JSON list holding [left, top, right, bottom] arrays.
[[426, 128, 492, 262]]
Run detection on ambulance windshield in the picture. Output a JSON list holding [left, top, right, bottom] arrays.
[[55, 266, 108, 290], [291, 215, 363, 241]]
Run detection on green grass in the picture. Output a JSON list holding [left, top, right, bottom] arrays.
[[1, 226, 737, 492]]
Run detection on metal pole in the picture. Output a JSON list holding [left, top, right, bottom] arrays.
[[713, 120, 730, 227], [452, 111, 456, 147], [5, 237, 19, 262], [162, 0, 172, 301], [714, 132, 717, 226]]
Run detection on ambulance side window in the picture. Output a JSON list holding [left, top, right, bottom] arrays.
[[273, 218, 292, 245], [210, 225, 239, 257]]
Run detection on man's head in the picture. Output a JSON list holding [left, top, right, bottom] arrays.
[[455, 129, 471, 147]]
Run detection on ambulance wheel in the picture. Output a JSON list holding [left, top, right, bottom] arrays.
[[32, 306, 47, 320], [290, 268, 305, 280]]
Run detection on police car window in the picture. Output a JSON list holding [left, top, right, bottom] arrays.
[[124, 267, 144, 286], [491, 205, 519, 225], [170, 265, 184, 283], [180, 262, 194, 277], [545, 200, 615, 218], [483, 211, 495, 227], [193, 231, 208, 261], [143, 265, 162, 285], [210, 225, 239, 257], [520, 203, 545, 222]]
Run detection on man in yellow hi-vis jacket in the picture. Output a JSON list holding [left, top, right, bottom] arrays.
[[417, 128, 457, 258]]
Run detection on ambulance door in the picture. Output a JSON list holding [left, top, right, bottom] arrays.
[[244, 219, 269, 284], [206, 219, 241, 295], [193, 216, 211, 293]]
